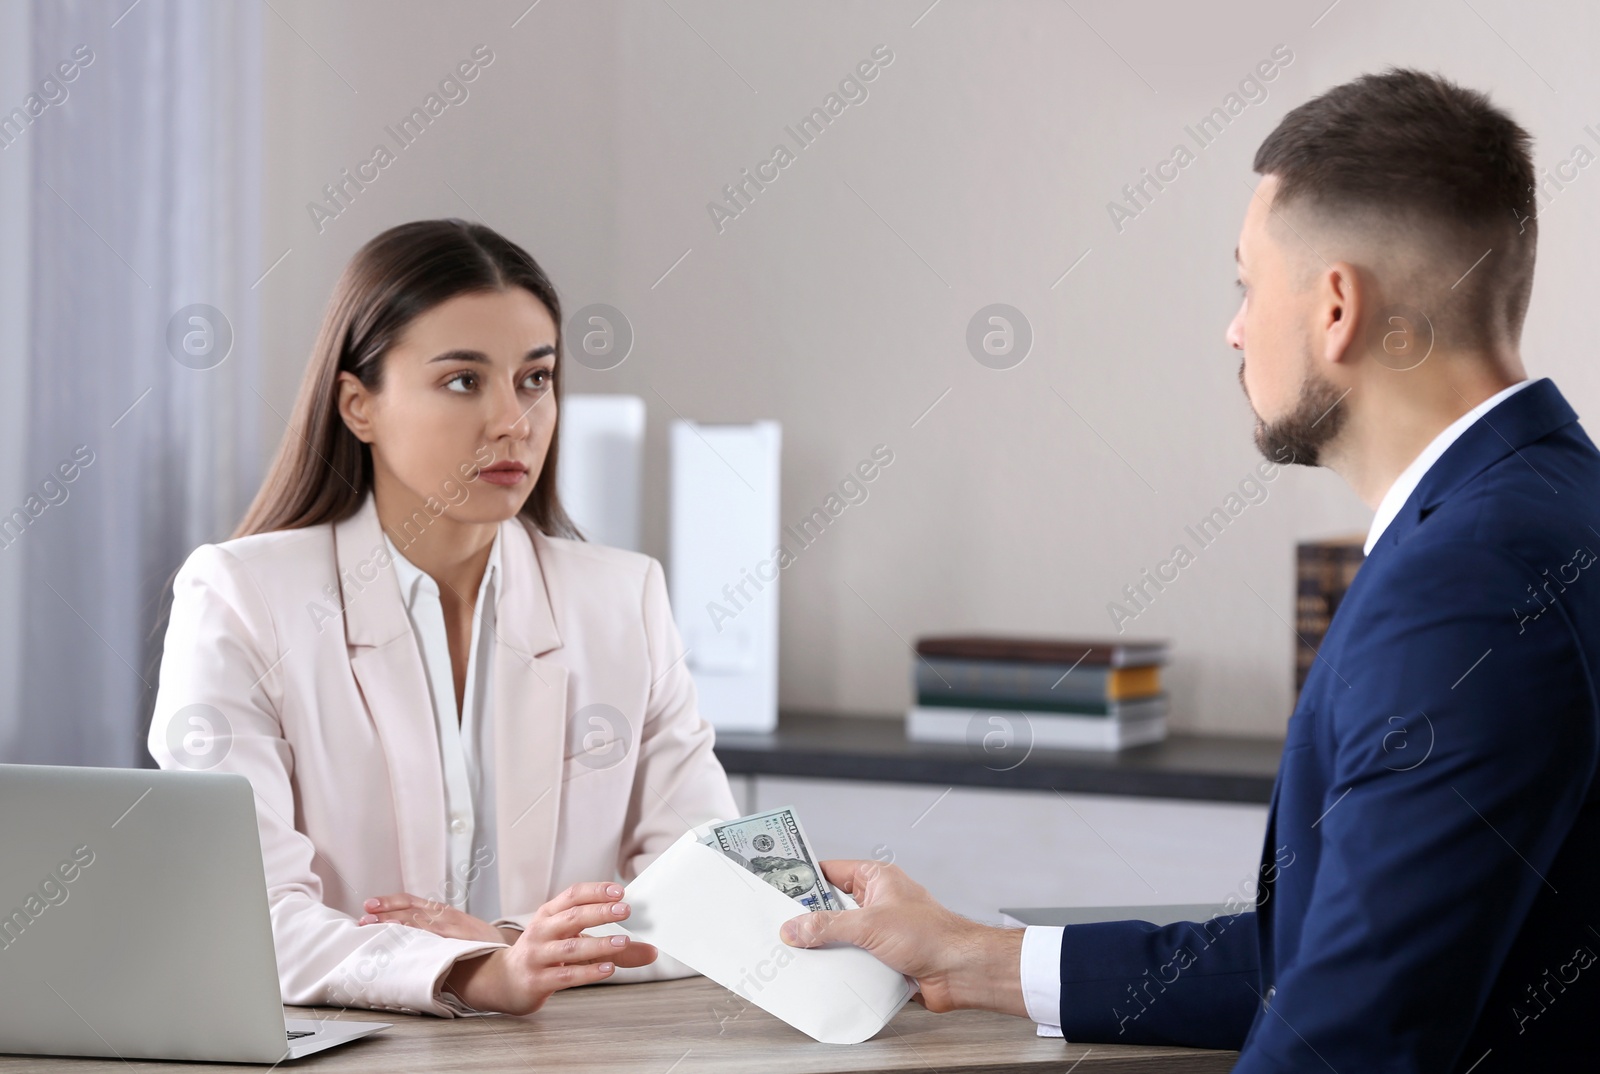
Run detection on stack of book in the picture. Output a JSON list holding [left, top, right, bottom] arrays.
[[1294, 536, 1366, 704], [905, 635, 1170, 751]]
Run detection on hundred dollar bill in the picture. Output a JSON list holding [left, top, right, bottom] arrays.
[[697, 806, 838, 912]]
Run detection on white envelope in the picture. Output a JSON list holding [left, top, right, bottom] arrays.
[[619, 829, 915, 1044]]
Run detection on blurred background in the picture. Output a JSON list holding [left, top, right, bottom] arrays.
[[2, 0, 1596, 778]]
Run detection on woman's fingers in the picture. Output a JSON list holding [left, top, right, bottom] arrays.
[[358, 910, 399, 926], [607, 939, 658, 968], [364, 892, 441, 915], [532, 960, 619, 992], [486, 881, 665, 1007], [360, 906, 458, 935], [527, 897, 636, 942], [524, 936, 657, 989], [542, 933, 658, 968], [532, 932, 642, 967], [359, 905, 431, 927], [360, 892, 443, 927], [538, 882, 625, 917], [357, 892, 501, 942]]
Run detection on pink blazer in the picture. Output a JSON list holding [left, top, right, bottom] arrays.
[[148, 491, 738, 1015]]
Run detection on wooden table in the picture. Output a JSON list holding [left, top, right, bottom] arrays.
[[0, 977, 1237, 1073]]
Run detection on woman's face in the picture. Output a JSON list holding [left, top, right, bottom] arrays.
[[339, 287, 559, 525]]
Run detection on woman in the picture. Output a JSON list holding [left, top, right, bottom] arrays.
[[148, 219, 738, 1017]]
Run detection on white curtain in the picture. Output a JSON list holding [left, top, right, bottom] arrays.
[[0, 0, 263, 766]]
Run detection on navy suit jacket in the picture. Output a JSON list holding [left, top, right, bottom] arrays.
[[1057, 378, 1600, 1072]]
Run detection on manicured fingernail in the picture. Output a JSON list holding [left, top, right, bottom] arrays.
[[598, 963, 614, 973], [364, 898, 379, 909], [780, 922, 797, 944], [612, 902, 629, 916], [610, 935, 628, 947], [606, 885, 624, 898]]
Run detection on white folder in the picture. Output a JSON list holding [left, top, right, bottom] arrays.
[[668, 420, 782, 732], [620, 830, 915, 1043]]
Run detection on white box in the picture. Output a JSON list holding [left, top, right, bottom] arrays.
[[668, 421, 782, 732], [556, 394, 645, 551]]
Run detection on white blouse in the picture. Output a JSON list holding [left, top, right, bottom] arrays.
[[382, 528, 504, 924]]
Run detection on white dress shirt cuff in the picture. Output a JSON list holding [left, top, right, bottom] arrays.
[[433, 938, 516, 1016], [437, 986, 494, 1016], [492, 912, 534, 932], [1021, 925, 1065, 1038]]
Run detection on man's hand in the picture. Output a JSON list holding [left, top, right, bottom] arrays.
[[778, 860, 1027, 1017], [441, 883, 659, 1015]]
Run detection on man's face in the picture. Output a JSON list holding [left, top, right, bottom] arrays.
[[760, 861, 816, 898], [1225, 174, 1347, 466]]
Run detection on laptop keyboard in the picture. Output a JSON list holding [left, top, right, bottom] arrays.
[[287, 1030, 315, 1040]]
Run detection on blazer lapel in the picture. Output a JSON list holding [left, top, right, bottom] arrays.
[[1375, 378, 1577, 554], [491, 516, 570, 915], [334, 493, 449, 900]]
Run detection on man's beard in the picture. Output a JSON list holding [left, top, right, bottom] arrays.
[[1240, 357, 1348, 468]]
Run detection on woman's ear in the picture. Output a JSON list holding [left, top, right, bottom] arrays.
[[336, 371, 376, 444]]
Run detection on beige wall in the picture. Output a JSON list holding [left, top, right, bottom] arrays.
[[260, 0, 1600, 737]]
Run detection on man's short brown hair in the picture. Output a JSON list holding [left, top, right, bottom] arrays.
[[1253, 67, 1537, 345]]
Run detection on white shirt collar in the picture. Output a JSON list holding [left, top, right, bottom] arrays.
[[382, 523, 502, 609], [1363, 378, 1535, 555]]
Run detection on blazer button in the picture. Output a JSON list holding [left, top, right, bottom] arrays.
[[1262, 985, 1276, 1010]]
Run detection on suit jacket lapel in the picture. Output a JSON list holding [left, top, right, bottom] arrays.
[[1375, 378, 1576, 554], [491, 516, 569, 915], [335, 492, 450, 900]]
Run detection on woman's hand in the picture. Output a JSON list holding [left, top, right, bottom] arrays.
[[441, 882, 659, 1015], [358, 892, 519, 945]]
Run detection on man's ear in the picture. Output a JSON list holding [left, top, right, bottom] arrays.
[[1319, 260, 1362, 367], [336, 371, 375, 444]]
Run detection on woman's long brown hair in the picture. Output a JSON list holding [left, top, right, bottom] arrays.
[[232, 218, 581, 540]]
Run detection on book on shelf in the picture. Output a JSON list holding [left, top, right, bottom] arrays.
[[913, 691, 1168, 720], [913, 635, 1169, 669], [1294, 536, 1366, 702], [914, 659, 1162, 703], [906, 705, 1168, 751]]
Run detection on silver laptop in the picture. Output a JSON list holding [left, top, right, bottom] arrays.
[[0, 763, 390, 1063]]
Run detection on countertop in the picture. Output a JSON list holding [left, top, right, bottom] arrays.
[[713, 711, 1284, 804]]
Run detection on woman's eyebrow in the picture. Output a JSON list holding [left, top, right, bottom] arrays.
[[426, 344, 556, 364]]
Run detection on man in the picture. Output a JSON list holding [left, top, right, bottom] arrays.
[[781, 68, 1600, 1072], [747, 856, 821, 901]]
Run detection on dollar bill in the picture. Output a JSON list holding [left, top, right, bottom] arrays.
[[697, 806, 837, 912]]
